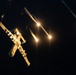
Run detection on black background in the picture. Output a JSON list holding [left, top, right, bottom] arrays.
[[0, 0, 76, 75]]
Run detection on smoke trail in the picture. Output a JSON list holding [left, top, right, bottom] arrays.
[[61, 0, 76, 18], [40, 25, 49, 36], [24, 7, 38, 23]]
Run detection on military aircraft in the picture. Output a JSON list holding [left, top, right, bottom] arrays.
[[0, 22, 30, 66]]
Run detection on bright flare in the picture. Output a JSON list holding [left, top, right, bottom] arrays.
[[48, 35, 52, 40], [37, 22, 41, 27], [24, 7, 52, 40], [40, 25, 52, 39], [24, 7, 41, 27], [35, 37, 39, 42], [30, 29, 39, 43]]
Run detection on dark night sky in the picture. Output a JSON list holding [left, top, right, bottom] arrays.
[[0, 0, 76, 75]]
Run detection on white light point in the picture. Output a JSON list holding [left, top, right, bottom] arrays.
[[35, 38, 39, 43], [48, 35, 52, 40], [37, 22, 41, 27]]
